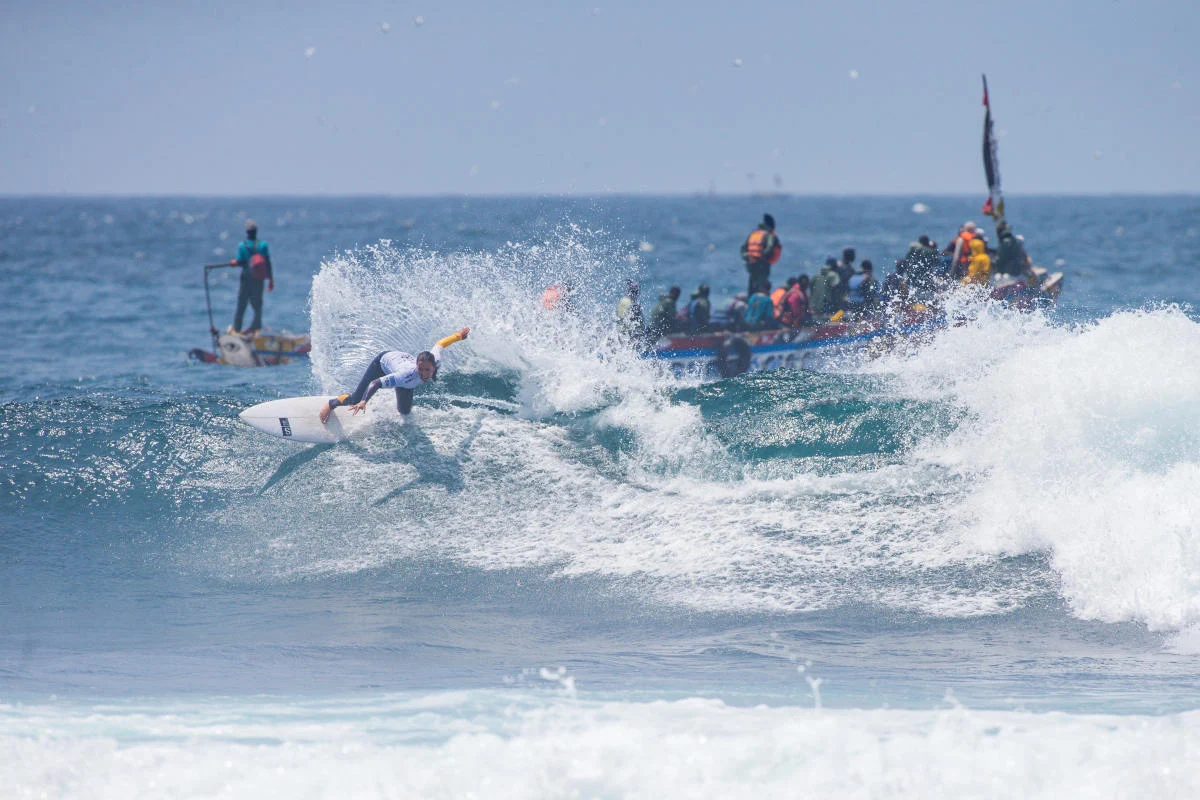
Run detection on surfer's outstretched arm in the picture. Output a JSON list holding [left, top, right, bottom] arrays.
[[432, 327, 471, 357]]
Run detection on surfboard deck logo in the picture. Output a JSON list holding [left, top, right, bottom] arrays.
[[238, 396, 370, 444]]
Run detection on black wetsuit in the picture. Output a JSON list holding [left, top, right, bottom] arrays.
[[341, 352, 414, 414]]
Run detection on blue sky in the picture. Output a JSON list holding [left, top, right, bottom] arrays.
[[4, 0, 1198, 194]]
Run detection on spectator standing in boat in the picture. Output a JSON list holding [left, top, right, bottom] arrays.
[[647, 286, 681, 341], [228, 219, 273, 333], [685, 285, 711, 332], [616, 279, 645, 344], [740, 214, 782, 296], [809, 259, 842, 317]]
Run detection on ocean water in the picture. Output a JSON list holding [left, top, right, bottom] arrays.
[[3, 195, 1200, 797]]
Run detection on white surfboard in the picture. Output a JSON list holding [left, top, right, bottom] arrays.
[[238, 396, 372, 444]]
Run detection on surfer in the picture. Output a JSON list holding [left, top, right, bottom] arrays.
[[318, 327, 471, 425]]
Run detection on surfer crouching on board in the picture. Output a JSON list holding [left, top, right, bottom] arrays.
[[318, 327, 471, 425]]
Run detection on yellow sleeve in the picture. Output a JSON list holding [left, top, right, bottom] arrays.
[[435, 331, 465, 349]]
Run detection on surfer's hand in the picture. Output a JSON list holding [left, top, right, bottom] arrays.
[[318, 405, 332, 424], [351, 401, 368, 415], [459, 326, 471, 339]]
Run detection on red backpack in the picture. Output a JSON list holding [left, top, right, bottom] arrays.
[[247, 241, 270, 279]]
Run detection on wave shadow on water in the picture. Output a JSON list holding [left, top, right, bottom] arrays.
[[371, 412, 485, 504], [258, 443, 336, 495]]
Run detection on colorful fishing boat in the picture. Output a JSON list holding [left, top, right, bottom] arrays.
[[188, 264, 311, 367], [649, 306, 942, 379]]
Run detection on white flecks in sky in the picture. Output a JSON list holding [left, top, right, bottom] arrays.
[[414, 16, 425, 27], [1093, 150, 1103, 159], [304, 47, 316, 58], [732, 58, 743, 68], [504, 77, 520, 87], [591, 7, 601, 15], [490, 100, 502, 111], [28, 106, 37, 114], [770, 147, 781, 159], [380, 21, 391, 33], [468, 165, 479, 176], [912, 202, 930, 214], [598, 117, 607, 127], [849, 69, 859, 79]]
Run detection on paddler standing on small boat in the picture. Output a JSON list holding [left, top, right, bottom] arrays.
[[740, 214, 782, 297], [318, 327, 471, 425], [228, 219, 273, 334]]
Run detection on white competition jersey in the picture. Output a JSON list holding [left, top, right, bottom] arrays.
[[378, 344, 445, 390]]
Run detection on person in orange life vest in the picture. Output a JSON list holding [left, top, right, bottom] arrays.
[[228, 219, 273, 333], [946, 221, 979, 280], [962, 238, 992, 286], [740, 213, 782, 296], [771, 277, 795, 320]]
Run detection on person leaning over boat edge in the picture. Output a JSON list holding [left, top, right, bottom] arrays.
[[318, 327, 470, 425], [228, 219, 273, 334]]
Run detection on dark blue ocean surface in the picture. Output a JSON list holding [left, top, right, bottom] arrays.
[[3, 196, 1200, 796]]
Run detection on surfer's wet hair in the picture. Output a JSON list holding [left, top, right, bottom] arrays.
[[416, 351, 438, 380]]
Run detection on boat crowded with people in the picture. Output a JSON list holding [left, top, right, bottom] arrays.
[[640, 74, 1062, 381]]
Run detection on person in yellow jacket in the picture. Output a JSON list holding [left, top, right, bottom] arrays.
[[318, 327, 470, 425], [962, 238, 991, 286]]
